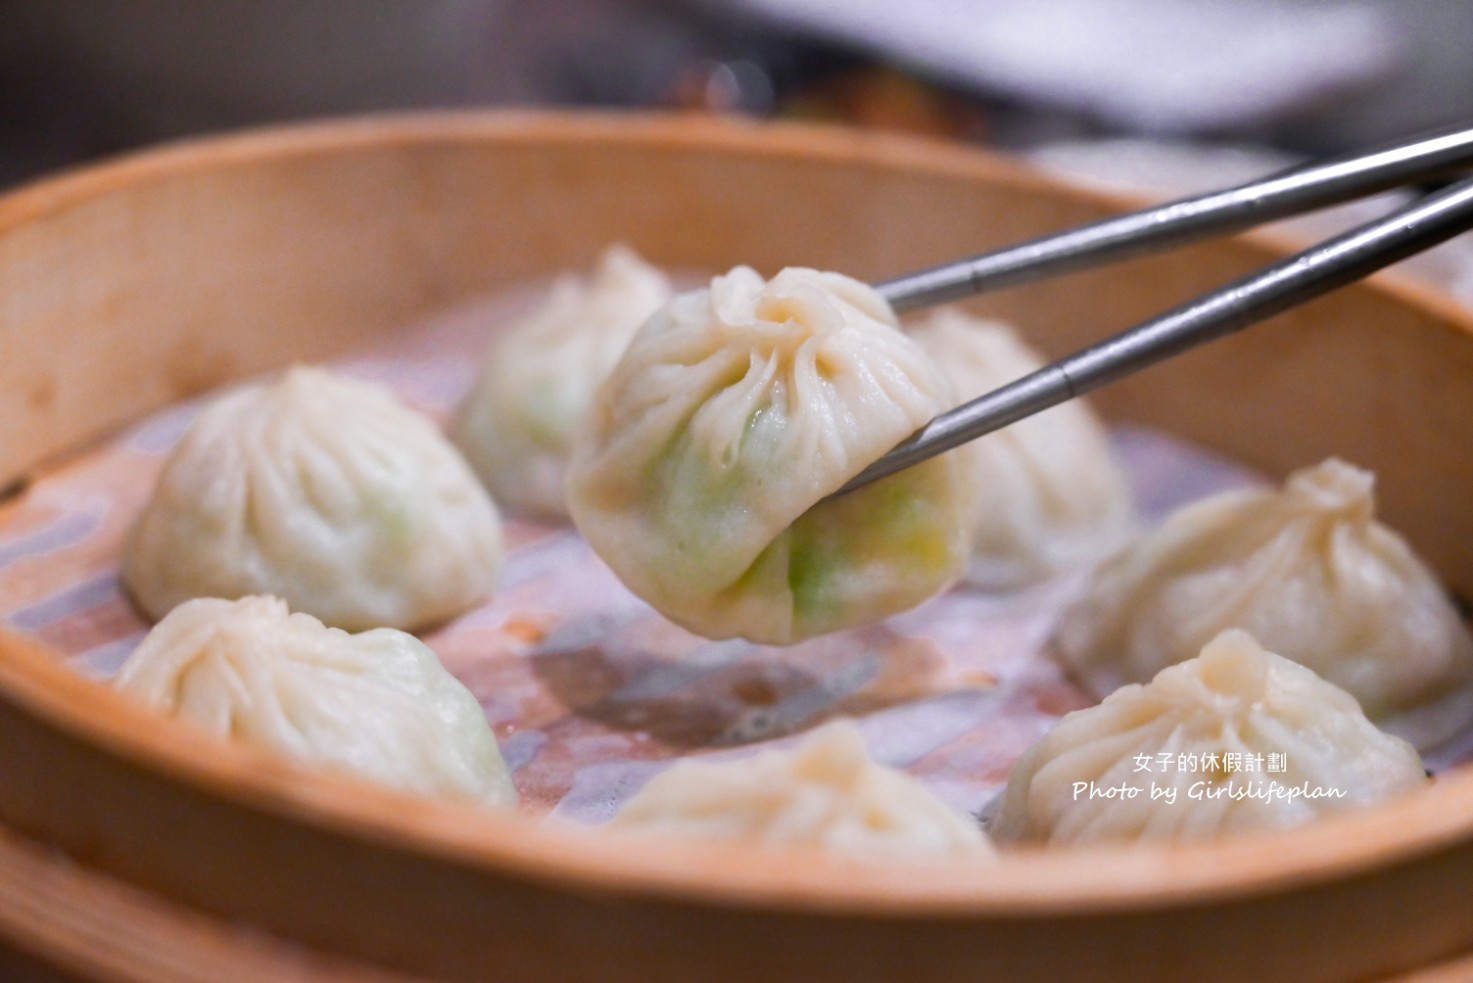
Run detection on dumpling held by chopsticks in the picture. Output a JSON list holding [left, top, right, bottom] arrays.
[[568, 265, 970, 644]]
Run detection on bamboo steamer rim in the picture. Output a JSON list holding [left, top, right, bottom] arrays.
[[2, 108, 1471, 920]]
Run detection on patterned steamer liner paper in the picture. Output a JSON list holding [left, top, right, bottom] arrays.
[[0, 281, 1273, 823]]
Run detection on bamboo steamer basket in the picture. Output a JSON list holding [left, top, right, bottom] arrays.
[[3, 112, 1473, 983]]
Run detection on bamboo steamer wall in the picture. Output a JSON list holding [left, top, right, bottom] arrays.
[[2, 112, 1472, 982]]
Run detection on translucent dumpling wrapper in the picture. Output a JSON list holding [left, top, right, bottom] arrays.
[[123, 366, 504, 632], [567, 266, 970, 644], [452, 244, 672, 518], [908, 308, 1135, 588], [114, 595, 518, 809], [610, 721, 992, 858], [992, 629, 1427, 845], [1051, 458, 1473, 751]]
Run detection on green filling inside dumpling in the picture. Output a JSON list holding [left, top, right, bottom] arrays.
[[618, 387, 966, 644], [520, 380, 577, 448], [566, 265, 970, 644], [369, 492, 415, 543], [679, 455, 963, 643], [781, 459, 962, 637]]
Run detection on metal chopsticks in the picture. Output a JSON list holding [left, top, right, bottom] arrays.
[[832, 124, 1473, 498], [876, 122, 1473, 314]]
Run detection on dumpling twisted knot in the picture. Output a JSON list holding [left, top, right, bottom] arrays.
[[1053, 458, 1473, 751], [994, 629, 1428, 845]]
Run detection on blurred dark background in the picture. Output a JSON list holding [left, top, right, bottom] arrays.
[[6, 0, 1473, 178], [4, 0, 1473, 295]]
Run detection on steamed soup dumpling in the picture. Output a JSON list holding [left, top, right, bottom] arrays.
[[115, 596, 518, 809], [452, 245, 672, 518], [123, 366, 503, 632], [993, 629, 1427, 845], [1052, 458, 1473, 751], [568, 266, 969, 644], [909, 308, 1135, 588], [611, 721, 991, 858]]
